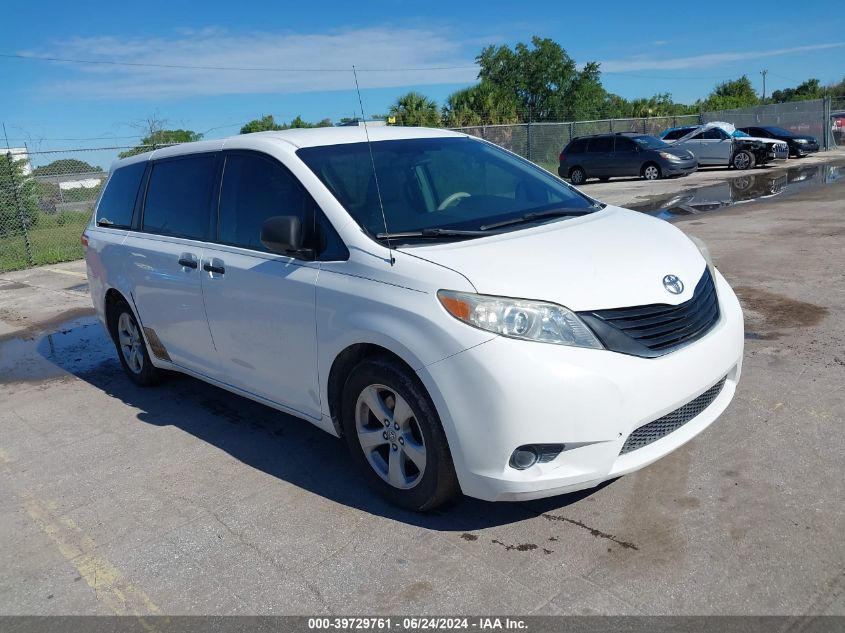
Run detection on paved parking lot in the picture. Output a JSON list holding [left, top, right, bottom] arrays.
[[1, 158, 843, 616]]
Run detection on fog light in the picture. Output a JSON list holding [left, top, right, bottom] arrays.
[[509, 444, 566, 470], [510, 446, 539, 470]]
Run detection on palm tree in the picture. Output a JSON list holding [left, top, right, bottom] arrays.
[[389, 92, 441, 127]]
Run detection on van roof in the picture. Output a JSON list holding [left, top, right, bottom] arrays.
[[113, 126, 467, 169]]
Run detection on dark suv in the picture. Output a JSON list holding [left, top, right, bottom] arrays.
[[558, 133, 697, 185], [738, 126, 820, 157]]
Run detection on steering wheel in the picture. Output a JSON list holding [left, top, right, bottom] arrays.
[[437, 191, 471, 211]]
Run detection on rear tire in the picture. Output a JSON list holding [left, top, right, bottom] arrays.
[[108, 299, 163, 387], [732, 150, 755, 170], [569, 166, 587, 185], [341, 356, 459, 511]]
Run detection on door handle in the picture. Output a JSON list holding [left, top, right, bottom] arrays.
[[203, 262, 225, 275], [178, 255, 198, 269]]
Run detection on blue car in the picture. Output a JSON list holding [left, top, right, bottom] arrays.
[[558, 133, 698, 185]]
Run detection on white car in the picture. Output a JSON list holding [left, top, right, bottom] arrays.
[[84, 127, 744, 510], [660, 121, 788, 169]]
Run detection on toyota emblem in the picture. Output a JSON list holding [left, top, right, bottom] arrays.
[[663, 274, 684, 295]]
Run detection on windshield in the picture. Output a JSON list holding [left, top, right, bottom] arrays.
[[631, 135, 669, 150], [297, 137, 596, 240]]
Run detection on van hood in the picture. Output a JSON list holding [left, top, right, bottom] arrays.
[[404, 206, 707, 311]]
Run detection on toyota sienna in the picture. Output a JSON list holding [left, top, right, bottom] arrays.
[[84, 127, 744, 510]]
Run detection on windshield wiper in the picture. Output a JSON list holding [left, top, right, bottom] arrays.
[[479, 207, 596, 231], [376, 228, 490, 240]]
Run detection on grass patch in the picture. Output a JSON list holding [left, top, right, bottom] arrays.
[[0, 211, 89, 272]]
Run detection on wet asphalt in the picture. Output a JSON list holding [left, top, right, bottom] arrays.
[[0, 156, 843, 616]]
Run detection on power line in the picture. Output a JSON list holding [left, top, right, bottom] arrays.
[[0, 52, 477, 73]]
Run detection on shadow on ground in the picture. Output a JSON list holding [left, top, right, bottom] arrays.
[[11, 315, 612, 530]]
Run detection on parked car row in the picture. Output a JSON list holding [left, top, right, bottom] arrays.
[[558, 120, 819, 184]]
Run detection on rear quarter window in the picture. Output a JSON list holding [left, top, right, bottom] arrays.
[[566, 138, 587, 153], [96, 162, 146, 228], [587, 136, 613, 152]]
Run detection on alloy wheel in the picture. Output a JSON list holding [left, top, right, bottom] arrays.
[[734, 152, 751, 170], [644, 165, 660, 180], [355, 384, 427, 490], [117, 312, 144, 374]]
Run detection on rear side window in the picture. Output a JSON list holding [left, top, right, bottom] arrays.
[[142, 154, 216, 240], [663, 128, 692, 141], [218, 153, 308, 252], [566, 138, 587, 153], [588, 137, 613, 152], [97, 162, 146, 228]]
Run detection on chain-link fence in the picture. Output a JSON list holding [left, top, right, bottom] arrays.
[[1, 148, 116, 272], [701, 98, 836, 148], [450, 115, 702, 172], [453, 100, 842, 169]]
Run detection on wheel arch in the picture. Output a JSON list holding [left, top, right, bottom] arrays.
[[641, 161, 661, 178], [326, 342, 423, 437]]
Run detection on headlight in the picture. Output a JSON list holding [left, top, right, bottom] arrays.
[[659, 151, 680, 161], [795, 138, 808, 144], [437, 290, 603, 349]]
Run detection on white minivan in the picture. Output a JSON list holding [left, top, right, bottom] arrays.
[[84, 127, 744, 510]]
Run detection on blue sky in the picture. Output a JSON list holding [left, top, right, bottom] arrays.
[[2, 0, 844, 167]]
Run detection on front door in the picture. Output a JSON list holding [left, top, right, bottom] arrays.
[[199, 151, 321, 419], [696, 127, 733, 164]]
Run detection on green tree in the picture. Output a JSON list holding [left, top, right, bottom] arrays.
[[443, 81, 519, 126], [476, 37, 590, 121], [771, 78, 823, 103], [241, 114, 333, 133], [33, 158, 102, 176], [701, 76, 758, 111], [240, 115, 286, 134], [560, 62, 611, 121], [118, 129, 202, 158], [389, 92, 442, 127], [1, 154, 39, 236]]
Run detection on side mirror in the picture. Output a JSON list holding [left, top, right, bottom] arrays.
[[260, 216, 314, 260]]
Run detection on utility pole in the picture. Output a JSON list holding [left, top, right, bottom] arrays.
[[760, 69, 768, 101]]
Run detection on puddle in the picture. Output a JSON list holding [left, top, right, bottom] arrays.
[[630, 161, 844, 218], [0, 314, 117, 384]]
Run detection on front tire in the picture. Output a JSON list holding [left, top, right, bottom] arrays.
[[642, 163, 661, 180], [109, 299, 162, 387], [341, 357, 459, 511], [732, 150, 755, 170]]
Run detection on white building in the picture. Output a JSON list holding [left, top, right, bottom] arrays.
[[4, 147, 32, 176]]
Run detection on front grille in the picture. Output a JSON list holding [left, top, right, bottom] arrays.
[[620, 376, 727, 455], [578, 268, 719, 358]]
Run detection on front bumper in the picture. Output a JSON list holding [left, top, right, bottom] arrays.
[[418, 269, 744, 502], [766, 145, 790, 162], [791, 142, 819, 156], [663, 159, 698, 176]]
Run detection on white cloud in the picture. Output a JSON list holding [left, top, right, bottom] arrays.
[[30, 27, 480, 99], [601, 42, 845, 72]]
